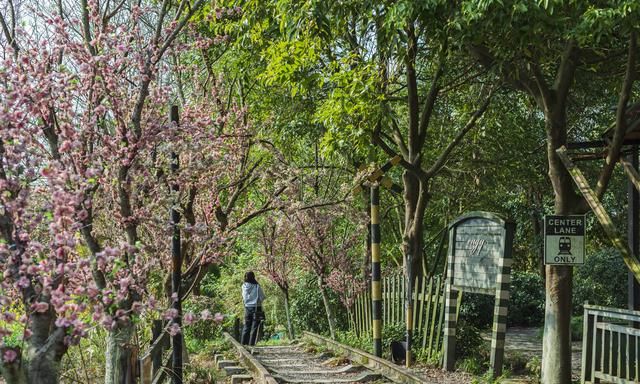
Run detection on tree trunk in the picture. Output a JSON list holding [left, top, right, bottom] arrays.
[[541, 108, 579, 384], [283, 289, 295, 339], [318, 277, 336, 339], [542, 265, 573, 384], [104, 323, 135, 384], [26, 352, 64, 384], [6, 312, 68, 384], [402, 171, 429, 276]]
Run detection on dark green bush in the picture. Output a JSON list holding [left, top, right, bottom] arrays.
[[459, 292, 494, 329], [290, 275, 348, 334], [335, 330, 372, 353], [455, 320, 485, 359], [508, 271, 545, 326], [573, 247, 627, 315], [183, 295, 222, 350], [459, 271, 545, 328]]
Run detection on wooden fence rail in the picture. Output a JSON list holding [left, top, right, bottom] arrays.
[[351, 274, 456, 358], [139, 320, 171, 384], [582, 304, 640, 383]]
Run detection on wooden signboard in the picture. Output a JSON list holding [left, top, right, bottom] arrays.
[[443, 212, 515, 378]]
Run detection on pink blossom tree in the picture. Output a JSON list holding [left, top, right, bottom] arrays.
[[0, 0, 236, 382], [290, 206, 364, 339], [259, 213, 297, 339]]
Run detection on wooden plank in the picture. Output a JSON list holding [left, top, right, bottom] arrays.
[[427, 278, 442, 354], [401, 274, 406, 323], [433, 280, 446, 356], [368, 290, 373, 334], [421, 277, 435, 350], [412, 276, 420, 340], [629, 335, 637, 381], [594, 316, 602, 376], [612, 330, 619, 377], [597, 322, 640, 337], [594, 371, 636, 384], [383, 276, 388, 325], [391, 275, 396, 325], [604, 329, 611, 375], [586, 304, 640, 318], [557, 146, 640, 282], [582, 312, 595, 383], [417, 276, 428, 336], [355, 294, 361, 335]]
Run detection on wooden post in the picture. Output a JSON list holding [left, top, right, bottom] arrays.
[[170, 106, 183, 384], [151, 320, 163, 376], [581, 307, 595, 383], [628, 147, 640, 313], [443, 225, 458, 371], [489, 222, 514, 378], [371, 185, 382, 357], [406, 254, 413, 367]]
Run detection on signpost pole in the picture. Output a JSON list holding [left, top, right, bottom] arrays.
[[442, 225, 457, 371], [371, 185, 382, 357], [629, 146, 640, 312], [489, 222, 515, 378]]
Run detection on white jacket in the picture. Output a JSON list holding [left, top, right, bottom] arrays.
[[242, 282, 265, 307]]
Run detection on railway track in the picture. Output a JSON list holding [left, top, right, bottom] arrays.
[[223, 332, 426, 384]]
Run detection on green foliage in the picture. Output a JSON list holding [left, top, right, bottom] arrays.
[[455, 321, 486, 360], [571, 315, 583, 342], [526, 355, 542, 378], [459, 292, 495, 329], [60, 329, 108, 382], [183, 296, 224, 352], [508, 271, 545, 326], [503, 351, 528, 375], [458, 356, 488, 376], [290, 275, 349, 334], [414, 348, 442, 367], [380, 322, 421, 359], [573, 247, 627, 315], [335, 330, 372, 353]]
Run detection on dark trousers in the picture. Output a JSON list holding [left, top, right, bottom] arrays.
[[241, 306, 262, 345]]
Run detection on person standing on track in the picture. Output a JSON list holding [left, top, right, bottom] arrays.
[[241, 271, 266, 345]]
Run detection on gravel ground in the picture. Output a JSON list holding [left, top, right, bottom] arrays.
[[253, 345, 394, 383]]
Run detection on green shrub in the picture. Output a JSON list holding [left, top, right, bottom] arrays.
[[458, 356, 488, 375], [573, 247, 627, 315], [455, 321, 486, 359], [335, 330, 372, 353], [526, 355, 542, 378], [183, 295, 223, 352], [508, 271, 545, 326], [570, 315, 583, 341], [290, 275, 349, 334], [459, 292, 495, 329]]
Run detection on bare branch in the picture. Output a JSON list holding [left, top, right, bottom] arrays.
[[0, 0, 19, 54], [595, 32, 636, 198], [426, 85, 497, 178]]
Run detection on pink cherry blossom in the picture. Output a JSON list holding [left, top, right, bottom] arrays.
[[3, 349, 18, 363]]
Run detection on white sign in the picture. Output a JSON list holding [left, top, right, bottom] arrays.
[[544, 215, 585, 265]]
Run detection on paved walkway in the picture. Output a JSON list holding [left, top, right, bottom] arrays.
[[484, 327, 582, 380]]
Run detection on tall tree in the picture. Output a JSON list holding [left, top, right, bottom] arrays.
[[461, 2, 639, 381]]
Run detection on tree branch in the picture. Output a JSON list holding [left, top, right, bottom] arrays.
[[595, 32, 636, 198], [426, 86, 496, 178], [418, 42, 446, 146]]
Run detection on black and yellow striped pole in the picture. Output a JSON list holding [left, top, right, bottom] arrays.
[[371, 185, 382, 357]]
